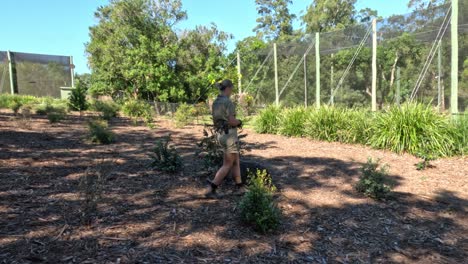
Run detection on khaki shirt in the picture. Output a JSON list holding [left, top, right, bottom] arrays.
[[212, 95, 236, 124]]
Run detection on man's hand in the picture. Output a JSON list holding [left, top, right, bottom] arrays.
[[237, 120, 243, 129]]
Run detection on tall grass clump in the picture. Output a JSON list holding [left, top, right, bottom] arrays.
[[254, 105, 282, 134], [0, 94, 38, 113], [370, 103, 456, 157], [304, 106, 370, 143], [278, 107, 308, 137], [451, 114, 468, 155]]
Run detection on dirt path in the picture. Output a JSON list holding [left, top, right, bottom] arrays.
[[0, 111, 467, 263]]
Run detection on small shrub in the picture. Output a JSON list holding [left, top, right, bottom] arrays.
[[355, 158, 392, 200], [254, 105, 282, 134], [68, 81, 88, 112], [10, 97, 23, 114], [88, 119, 114, 144], [278, 107, 308, 137], [174, 103, 196, 128], [196, 127, 224, 171], [151, 135, 182, 173], [122, 99, 153, 126], [239, 169, 280, 233], [91, 100, 120, 120], [79, 165, 106, 225], [47, 110, 66, 123]]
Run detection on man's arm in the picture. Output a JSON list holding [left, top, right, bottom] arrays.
[[227, 114, 241, 127]]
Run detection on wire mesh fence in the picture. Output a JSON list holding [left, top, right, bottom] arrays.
[[0, 51, 73, 98], [240, 1, 467, 113], [0, 51, 11, 94]]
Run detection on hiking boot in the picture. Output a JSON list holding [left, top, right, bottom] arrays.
[[203, 180, 220, 199]]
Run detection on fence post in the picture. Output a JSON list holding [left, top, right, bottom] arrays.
[[7, 51, 15, 95], [315, 32, 320, 109], [331, 53, 334, 105], [304, 53, 308, 107], [451, 0, 458, 115], [70, 56, 75, 88], [274, 43, 279, 106], [371, 19, 377, 112], [237, 51, 242, 94], [396, 67, 401, 106]]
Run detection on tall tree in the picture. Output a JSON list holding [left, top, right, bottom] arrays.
[[176, 24, 233, 102], [253, 0, 296, 40], [302, 0, 357, 33], [86, 0, 187, 101]]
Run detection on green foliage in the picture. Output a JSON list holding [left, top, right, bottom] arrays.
[[370, 103, 456, 157], [254, 105, 282, 134], [278, 107, 308, 137], [68, 81, 88, 112], [355, 158, 392, 200], [88, 119, 114, 144], [253, 0, 296, 40], [121, 99, 153, 126], [174, 103, 196, 127], [151, 135, 182, 173], [239, 169, 280, 233], [0, 94, 37, 113], [452, 115, 468, 156], [305, 106, 371, 144], [196, 127, 224, 171], [91, 100, 120, 120], [47, 109, 66, 123]]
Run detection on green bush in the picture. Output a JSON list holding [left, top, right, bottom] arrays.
[[278, 107, 308, 137], [0, 94, 37, 114], [254, 105, 282, 134], [451, 115, 468, 156], [88, 119, 114, 144], [47, 110, 66, 123], [355, 158, 392, 200], [239, 169, 280, 233], [150, 135, 182, 173], [68, 82, 88, 112], [304, 106, 353, 142], [91, 100, 120, 120], [122, 99, 153, 126], [369, 103, 456, 157], [174, 103, 196, 128]]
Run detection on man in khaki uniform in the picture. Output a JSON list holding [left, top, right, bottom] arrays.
[[204, 79, 244, 198]]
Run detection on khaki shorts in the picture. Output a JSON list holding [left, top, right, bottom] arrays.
[[217, 128, 239, 154]]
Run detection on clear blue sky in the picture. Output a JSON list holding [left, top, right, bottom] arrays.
[[0, 0, 409, 74]]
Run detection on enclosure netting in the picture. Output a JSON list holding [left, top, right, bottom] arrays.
[[0, 51, 11, 94], [0, 51, 72, 98], [241, 1, 467, 112]]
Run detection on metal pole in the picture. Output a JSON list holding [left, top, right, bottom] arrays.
[[274, 43, 279, 106], [396, 67, 401, 106], [331, 53, 334, 105], [437, 40, 442, 111], [315, 32, 320, 109], [450, 0, 458, 115], [304, 53, 307, 107], [70, 56, 75, 88], [372, 19, 377, 112], [237, 52, 242, 94], [7, 51, 15, 95]]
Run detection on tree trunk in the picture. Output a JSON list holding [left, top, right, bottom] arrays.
[[389, 53, 399, 87]]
